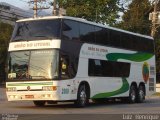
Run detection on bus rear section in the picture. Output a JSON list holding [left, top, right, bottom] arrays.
[[78, 43, 156, 104]]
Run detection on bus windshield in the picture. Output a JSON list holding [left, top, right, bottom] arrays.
[[11, 19, 61, 41], [8, 49, 59, 80]]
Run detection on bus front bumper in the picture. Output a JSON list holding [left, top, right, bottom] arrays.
[[6, 91, 60, 101]]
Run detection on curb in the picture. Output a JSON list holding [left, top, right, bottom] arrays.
[[0, 87, 7, 101]]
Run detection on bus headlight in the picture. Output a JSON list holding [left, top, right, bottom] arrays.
[[42, 86, 57, 91], [6, 87, 16, 92]]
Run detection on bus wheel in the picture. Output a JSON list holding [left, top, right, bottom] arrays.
[[128, 85, 137, 103], [137, 85, 145, 103], [33, 101, 46, 107], [75, 85, 88, 107]]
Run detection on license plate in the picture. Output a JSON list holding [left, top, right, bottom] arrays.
[[25, 95, 34, 98]]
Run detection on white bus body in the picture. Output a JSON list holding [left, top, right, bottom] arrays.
[[6, 16, 156, 107]]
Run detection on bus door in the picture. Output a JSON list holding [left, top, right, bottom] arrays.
[[59, 55, 76, 100]]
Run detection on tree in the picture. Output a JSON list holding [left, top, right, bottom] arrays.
[[148, 0, 160, 82], [117, 0, 160, 82], [155, 27, 160, 82], [117, 0, 152, 35], [0, 21, 13, 83], [54, 0, 121, 25]]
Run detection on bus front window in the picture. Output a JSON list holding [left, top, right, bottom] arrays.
[[8, 51, 29, 79], [8, 50, 59, 80], [29, 50, 59, 79]]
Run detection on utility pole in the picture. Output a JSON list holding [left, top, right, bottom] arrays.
[[53, 0, 57, 16], [29, 0, 50, 18], [52, 0, 66, 16], [151, 0, 158, 37], [33, 0, 38, 18]]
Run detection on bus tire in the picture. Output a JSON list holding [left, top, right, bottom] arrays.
[[75, 85, 88, 107], [128, 85, 137, 103], [137, 85, 145, 103], [33, 101, 46, 107]]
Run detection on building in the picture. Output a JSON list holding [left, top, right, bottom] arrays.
[[0, 2, 33, 25]]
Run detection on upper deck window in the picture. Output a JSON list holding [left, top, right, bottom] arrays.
[[62, 20, 80, 41], [11, 19, 61, 41]]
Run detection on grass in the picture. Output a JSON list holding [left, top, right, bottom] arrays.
[[152, 92, 160, 96]]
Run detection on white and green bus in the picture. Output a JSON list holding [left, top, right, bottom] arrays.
[[6, 16, 156, 107]]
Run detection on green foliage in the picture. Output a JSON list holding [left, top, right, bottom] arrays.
[[155, 27, 160, 77], [117, 0, 160, 81], [155, 38, 160, 80], [0, 22, 13, 64], [0, 21, 13, 82], [58, 0, 120, 25], [117, 0, 152, 35]]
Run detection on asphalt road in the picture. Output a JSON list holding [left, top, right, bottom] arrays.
[[1, 87, 160, 120]]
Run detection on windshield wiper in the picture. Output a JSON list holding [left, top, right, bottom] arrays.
[[30, 76, 47, 79], [12, 38, 25, 41]]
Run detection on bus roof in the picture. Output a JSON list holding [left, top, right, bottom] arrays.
[[16, 16, 153, 40]]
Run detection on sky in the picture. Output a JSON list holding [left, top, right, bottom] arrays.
[[0, 0, 52, 15], [0, 0, 29, 10]]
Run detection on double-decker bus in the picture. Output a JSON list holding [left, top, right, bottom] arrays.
[[6, 16, 156, 107]]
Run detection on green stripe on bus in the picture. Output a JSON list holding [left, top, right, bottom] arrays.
[[7, 82, 53, 86], [91, 78, 129, 99], [106, 52, 153, 62]]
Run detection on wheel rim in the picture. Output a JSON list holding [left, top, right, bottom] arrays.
[[131, 90, 136, 101], [139, 89, 144, 101], [80, 90, 86, 105]]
